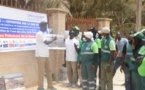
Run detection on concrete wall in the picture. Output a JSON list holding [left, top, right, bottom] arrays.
[[0, 51, 38, 88], [96, 18, 112, 29], [46, 8, 68, 82]]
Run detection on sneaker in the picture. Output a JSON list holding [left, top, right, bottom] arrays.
[[37, 87, 45, 90], [71, 84, 78, 88], [67, 83, 72, 87], [47, 86, 57, 90]]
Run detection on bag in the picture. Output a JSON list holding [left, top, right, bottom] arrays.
[[136, 56, 144, 66]]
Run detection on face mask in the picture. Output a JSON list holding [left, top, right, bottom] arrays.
[[83, 38, 86, 42], [129, 40, 132, 45], [96, 33, 98, 38]]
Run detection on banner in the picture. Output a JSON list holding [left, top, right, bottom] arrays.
[[47, 34, 65, 50], [0, 6, 47, 52]]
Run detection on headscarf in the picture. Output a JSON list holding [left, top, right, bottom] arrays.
[[84, 32, 93, 40]]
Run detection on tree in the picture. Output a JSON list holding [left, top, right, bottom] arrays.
[[4, 0, 144, 36], [68, 0, 138, 36], [25, 0, 70, 12]]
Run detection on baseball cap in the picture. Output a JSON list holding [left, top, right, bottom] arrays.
[[39, 21, 48, 26], [72, 26, 80, 31], [130, 32, 145, 41], [84, 32, 93, 39], [141, 29, 145, 34], [98, 27, 110, 34]]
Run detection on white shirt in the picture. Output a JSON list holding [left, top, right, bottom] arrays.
[[35, 31, 49, 57], [65, 38, 79, 62]]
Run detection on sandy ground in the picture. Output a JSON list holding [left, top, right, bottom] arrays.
[[27, 69, 125, 90]]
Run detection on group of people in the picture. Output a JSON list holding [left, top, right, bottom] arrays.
[[64, 26, 115, 90], [35, 21, 145, 90], [64, 26, 145, 90]]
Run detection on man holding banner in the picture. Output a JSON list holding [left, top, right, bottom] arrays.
[[35, 21, 57, 90]]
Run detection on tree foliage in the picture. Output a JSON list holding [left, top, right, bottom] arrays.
[[8, 0, 144, 37], [67, 0, 139, 37], [33, 0, 144, 36]]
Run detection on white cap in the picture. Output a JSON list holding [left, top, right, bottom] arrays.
[[98, 27, 110, 34], [84, 32, 93, 39]]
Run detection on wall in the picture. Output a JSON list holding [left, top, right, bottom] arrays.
[[0, 51, 38, 88], [47, 8, 68, 82]]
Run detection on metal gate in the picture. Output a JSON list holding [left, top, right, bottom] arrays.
[[66, 17, 99, 31]]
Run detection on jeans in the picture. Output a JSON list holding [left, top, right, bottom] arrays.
[[124, 64, 131, 90], [113, 57, 131, 90], [113, 57, 121, 76]]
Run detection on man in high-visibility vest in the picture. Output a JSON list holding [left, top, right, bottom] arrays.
[[129, 31, 145, 90], [88, 28, 102, 90], [121, 31, 144, 90], [137, 41, 145, 90], [120, 31, 141, 90], [79, 32, 99, 90], [98, 27, 116, 90]]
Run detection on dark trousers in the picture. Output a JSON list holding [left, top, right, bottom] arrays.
[[94, 57, 101, 89], [131, 70, 142, 90], [141, 76, 145, 90], [113, 57, 131, 90], [81, 62, 95, 90]]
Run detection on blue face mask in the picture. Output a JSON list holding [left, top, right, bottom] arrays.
[[96, 33, 98, 38], [83, 38, 86, 42]]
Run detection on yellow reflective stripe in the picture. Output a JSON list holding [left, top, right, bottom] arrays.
[[126, 53, 132, 55], [81, 52, 94, 55], [130, 57, 135, 61], [82, 80, 87, 82], [88, 81, 95, 84], [82, 86, 87, 88], [101, 49, 110, 53], [89, 87, 95, 89]]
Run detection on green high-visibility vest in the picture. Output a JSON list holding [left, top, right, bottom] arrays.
[[124, 42, 137, 70], [138, 46, 145, 76], [101, 36, 113, 62], [80, 41, 94, 62], [95, 38, 101, 48], [124, 42, 132, 63], [77, 40, 84, 63]]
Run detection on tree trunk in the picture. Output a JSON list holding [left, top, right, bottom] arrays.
[[136, 0, 142, 31]]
